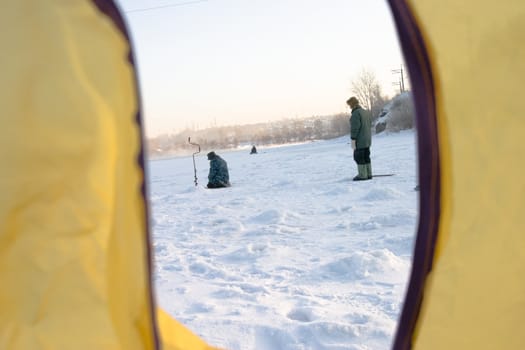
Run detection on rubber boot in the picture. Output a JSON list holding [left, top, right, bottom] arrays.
[[366, 163, 372, 179], [353, 164, 368, 181]]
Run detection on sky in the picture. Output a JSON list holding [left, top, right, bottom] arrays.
[[116, 0, 407, 137], [148, 129, 418, 349]]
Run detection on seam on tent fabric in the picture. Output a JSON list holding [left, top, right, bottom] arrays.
[[90, 1, 160, 349], [387, 1, 441, 349]]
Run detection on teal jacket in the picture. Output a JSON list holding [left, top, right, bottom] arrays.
[[350, 105, 372, 149]]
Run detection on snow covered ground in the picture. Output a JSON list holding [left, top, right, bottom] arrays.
[[147, 130, 419, 350]]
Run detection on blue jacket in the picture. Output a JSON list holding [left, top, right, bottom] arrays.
[[208, 156, 230, 186]]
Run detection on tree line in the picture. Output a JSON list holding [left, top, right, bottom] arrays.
[[147, 113, 351, 158]]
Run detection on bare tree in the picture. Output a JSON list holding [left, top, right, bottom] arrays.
[[351, 68, 387, 121]]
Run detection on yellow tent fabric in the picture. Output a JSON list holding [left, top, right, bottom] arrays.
[[0, 1, 218, 349], [391, 0, 525, 349]]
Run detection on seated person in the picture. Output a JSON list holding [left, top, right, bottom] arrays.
[[206, 151, 231, 188]]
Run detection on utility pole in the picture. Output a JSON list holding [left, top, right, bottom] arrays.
[[392, 65, 406, 93], [392, 81, 402, 95]]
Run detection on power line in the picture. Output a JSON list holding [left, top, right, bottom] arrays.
[[125, 0, 208, 14], [391, 65, 406, 93]]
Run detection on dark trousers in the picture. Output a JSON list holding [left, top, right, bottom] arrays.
[[353, 148, 371, 165]]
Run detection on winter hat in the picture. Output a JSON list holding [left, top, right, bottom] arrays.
[[207, 151, 216, 160], [346, 97, 359, 108]]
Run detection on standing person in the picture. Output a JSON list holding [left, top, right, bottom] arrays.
[[206, 151, 231, 188], [347, 96, 372, 181]]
